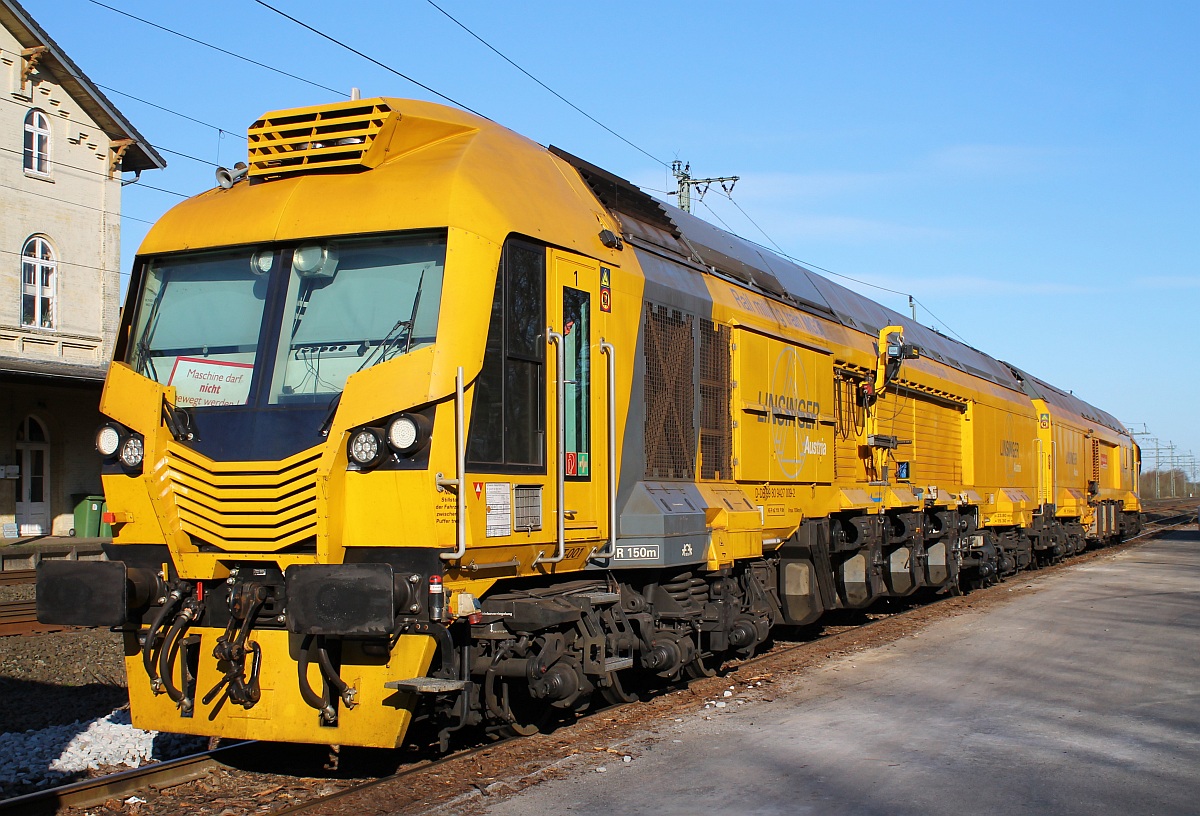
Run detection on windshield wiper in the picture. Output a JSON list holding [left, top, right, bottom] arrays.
[[318, 392, 341, 437], [133, 282, 168, 379], [134, 338, 158, 381], [354, 268, 427, 373], [403, 269, 426, 356], [354, 318, 412, 374]]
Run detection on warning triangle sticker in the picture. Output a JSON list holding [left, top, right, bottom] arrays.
[[473, 482, 483, 499]]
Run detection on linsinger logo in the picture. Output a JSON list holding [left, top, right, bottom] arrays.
[[756, 392, 819, 428], [1000, 440, 1020, 458]]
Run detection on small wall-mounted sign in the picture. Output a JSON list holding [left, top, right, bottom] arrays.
[[2, 465, 19, 480]]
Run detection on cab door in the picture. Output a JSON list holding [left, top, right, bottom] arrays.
[[549, 250, 606, 551]]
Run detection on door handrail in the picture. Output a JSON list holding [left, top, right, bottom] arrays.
[[591, 339, 617, 560], [535, 329, 566, 565], [438, 366, 466, 561]]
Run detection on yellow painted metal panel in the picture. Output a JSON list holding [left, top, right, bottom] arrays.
[[124, 629, 435, 748], [731, 328, 834, 484]]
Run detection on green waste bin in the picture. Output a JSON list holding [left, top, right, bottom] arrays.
[[72, 494, 107, 538], [99, 500, 113, 537]]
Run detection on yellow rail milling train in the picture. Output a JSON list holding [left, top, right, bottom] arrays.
[[37, 97, 1141, 749]]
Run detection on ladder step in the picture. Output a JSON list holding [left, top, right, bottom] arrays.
[[578, 592, 621, 605], [385, 677, 467, 694], [604, 657, 634, 672]]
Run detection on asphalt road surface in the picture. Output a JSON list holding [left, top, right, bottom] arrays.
[[475, 528, 1200, 816]]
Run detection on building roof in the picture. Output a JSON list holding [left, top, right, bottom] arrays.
[[0, 357, 106, 383], [0, 0, 165, 172]]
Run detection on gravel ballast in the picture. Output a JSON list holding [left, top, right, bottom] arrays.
[[0, 629, 205, 799], [0, 708, 206, 797]]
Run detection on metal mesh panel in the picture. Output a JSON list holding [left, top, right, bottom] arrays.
[[513, 485, 542, 532], [644, 303, 695, 479], [699, 319, 731, 480]]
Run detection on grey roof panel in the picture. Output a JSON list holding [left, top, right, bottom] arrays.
[[1004, 364, 1127, 434]]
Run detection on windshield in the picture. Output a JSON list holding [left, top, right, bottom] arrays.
[[268, 236, 444, 403], [126, 232, 447, 409]]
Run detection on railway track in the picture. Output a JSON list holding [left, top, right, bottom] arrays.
[[3, 510, 1194, 815], [0, 742, 255, 816], [0, 569, 66, 636], [0, 569, 37, 586]]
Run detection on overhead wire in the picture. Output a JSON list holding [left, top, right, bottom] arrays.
[[422, 0, 670, 169], [95, 84, 246, 139], [699, 186, 972, 345], [84, 0, 968, 344], [0, 142, 198, 193], [85, 0, 344, 97], [404, 10, 961, 342], [1, 245, 126, 275], [252, 0, 486, 117], [0, 177, 157, 224], [0, 92, 220, 175]]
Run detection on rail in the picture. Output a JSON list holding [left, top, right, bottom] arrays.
[[0, 742, 253, 815]]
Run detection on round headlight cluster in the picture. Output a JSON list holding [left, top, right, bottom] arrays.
[[388, 412, 431, 456], [120, 436, 145, 468], [96, 424, 121, 457], [348, 428, 385, 468], [348, 413, 432, 471], [96, 423, 145, 471], [387, 415, 419, 452]]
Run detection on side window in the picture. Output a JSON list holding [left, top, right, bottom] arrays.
[[23, 109, 51, 176], [467, 239, 545, 471], [563, 288, 590, 479], [21, 236, 56, 330]]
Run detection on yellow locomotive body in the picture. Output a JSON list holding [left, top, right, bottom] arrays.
[[37, 98, 1140, 749]]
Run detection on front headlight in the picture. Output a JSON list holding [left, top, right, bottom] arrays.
[[119, 436, 144, 468], [386, 412, 431, 456], [388, 415, 418, 451], [96, 424, 121, 457], [348, 428, 385, 468]]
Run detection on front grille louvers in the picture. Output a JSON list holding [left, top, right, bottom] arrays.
[[161, 444, 321, 552]]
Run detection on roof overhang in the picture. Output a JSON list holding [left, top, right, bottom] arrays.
[[0, 0, 165, 172]]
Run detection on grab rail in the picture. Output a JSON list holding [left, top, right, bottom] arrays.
[[535, 329, 566, 565], [590, 339, 617, 560], [438, 366, 466, 561]]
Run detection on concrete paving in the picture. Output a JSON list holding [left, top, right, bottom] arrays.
[[474, 527, 1200, 816]]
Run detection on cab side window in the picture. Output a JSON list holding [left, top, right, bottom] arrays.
[[467, 239, 545, 471]]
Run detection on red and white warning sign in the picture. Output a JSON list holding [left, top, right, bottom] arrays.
[[168, 357, 253, 407]]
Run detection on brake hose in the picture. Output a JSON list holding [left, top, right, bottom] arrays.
[[142, 589, 184, 692]]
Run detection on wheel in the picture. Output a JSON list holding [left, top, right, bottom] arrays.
[[684, 654, 720, 679], [599, 671, 638, 705], [495, 681, 548, 738]]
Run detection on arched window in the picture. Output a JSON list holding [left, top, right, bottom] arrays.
[[21, 236, 56, 330], [23, 109, 51, 175]]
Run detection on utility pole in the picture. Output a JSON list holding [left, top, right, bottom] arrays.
[[671, 160, 738, 214], [1128, 425, 1154, 497], [1166, 443, 1177, 498]]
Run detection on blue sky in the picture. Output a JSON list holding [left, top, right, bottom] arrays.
[[23, 0, 1199, 473]]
